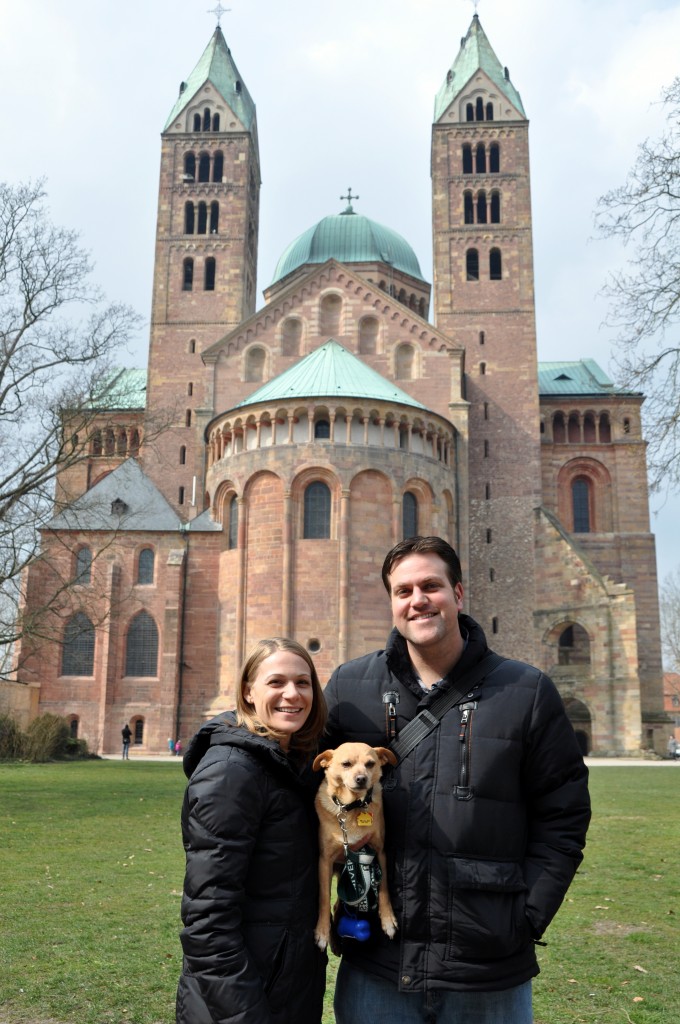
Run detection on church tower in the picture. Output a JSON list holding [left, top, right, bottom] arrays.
[[145, 26, 260, 511], [431, 15, 541, 659]]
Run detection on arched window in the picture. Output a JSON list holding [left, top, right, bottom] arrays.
[[583, 413, 596, 443], [303, 482, 331, 539], [599, 413, 611, 443], [486, 102, 494, 121], [125, 611, 159, 677], [62, 613, 95, 676], [466, 103, 474, 122], [185, 409, 192, 427], [203, 107, 211, 131], [314, 419, 330, 439], [282, 318, 302, 357], [213, 151, 224, 182], [466, 248, 479, 281], [212, 112, 220, 132], [490, 191, 500, 223], [91, 430, 102, 456], [183, 258, 194, 291], [184, 152, 195, 181], [74, 547, 92, 585], [489, 248, 502, 280], [464, 191, 474, 224], [568, 413, 580, 443], [179, 446, 186, 465], [475, 97, 484, 120], [477, 191, 487, 224], [197, 202, 207, 234], [137, 548, 155, 585], [209, 201, 219, 233], [395, 343, 415, 380], [553, 412, 566, 443], [198, 152, 210, 183], [489, 143, 500, 173], [116, 429, 127, 456], [69, 718, 79, 739], [204, 257, 216, 291], [129, 429, 140, 456], [319, 294, 342, 336], [572, 477, 591, 533], [462, 144, 473, 174], [104, 428, 115, 456], [475, 143, 486, 174], [359, 316, 379, 355], [402, 491, 418, 539], [133, 719, 144, 744], [245, 346, 266, 382], [184, 202, 195, 234], [192, 113, 201, 131], [228, 495, 238, 550]]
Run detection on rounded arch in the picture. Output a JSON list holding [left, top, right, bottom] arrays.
[[281, 316, 303, 357], [358, 315, 380, 355], [243, 344, 268, 383], [395, 342, 419, 380], [124, 611, 159, 678], [557, 457, 613, 533], [136, 546, 155, 585], [563, 698, 592, 755], [319, 291, 343, 336]]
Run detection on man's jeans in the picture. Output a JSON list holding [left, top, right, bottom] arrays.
[[334, 960, 532, 1024]]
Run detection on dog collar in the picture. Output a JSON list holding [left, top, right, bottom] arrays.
[[333, 787, 374, 813]]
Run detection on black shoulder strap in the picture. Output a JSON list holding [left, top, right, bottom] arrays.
[[390, 652, 504, 764]]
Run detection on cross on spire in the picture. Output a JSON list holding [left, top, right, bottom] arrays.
[[340, 188, 359, 213], [208, 3, 230, 26], [465, 0, 481, 14]]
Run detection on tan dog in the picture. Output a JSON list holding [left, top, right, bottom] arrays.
[[313, 741, 398, 951]]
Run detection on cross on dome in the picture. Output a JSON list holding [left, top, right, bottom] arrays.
[[207, 3, 230, 26], [340, 188, 360, 214]]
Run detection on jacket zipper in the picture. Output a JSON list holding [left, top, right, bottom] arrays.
[[456, 706, 474, 799]]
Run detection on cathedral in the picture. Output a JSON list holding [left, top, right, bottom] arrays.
[[13, 15, 667, 755]]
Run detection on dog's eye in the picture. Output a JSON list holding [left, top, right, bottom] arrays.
[[365, 760, 375, 769], [341, 760, 352, 768]]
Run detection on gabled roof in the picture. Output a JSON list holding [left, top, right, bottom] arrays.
[[434, 14, 525, 123], [87, 369, 147, 411], [164, 26, 256, 132], [538, 359, 640, 397], [234, 340, 427, 410]]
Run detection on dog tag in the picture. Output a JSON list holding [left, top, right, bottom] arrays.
[[357, 811, 373, 826]]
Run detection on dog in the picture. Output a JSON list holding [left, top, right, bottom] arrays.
[[313, 741, 398, 951]]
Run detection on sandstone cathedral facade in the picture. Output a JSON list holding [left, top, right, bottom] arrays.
[[13, 15, 667, 755]]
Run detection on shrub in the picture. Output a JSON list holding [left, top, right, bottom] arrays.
[[0, 713, 24, 759], [23, 713, 71, 762]]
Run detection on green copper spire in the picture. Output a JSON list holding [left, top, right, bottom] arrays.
[[164, 25, 256, 131], [434, 14, 525, 123]]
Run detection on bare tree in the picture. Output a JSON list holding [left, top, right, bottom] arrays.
[[660, 567, 680, 672], [0, 180, 142, 671], [595, 78, 680, 492]]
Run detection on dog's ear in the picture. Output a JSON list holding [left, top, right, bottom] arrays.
[[373, 746, 398, 768], [313, 750, 335, 772]]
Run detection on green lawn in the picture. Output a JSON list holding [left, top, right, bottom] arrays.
[[0, 762, 677, 1024]]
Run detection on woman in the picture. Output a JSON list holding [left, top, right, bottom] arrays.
[[176, 638, 328, 1024]]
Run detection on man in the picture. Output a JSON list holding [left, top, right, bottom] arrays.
[[325, 536, 590, 1024], [121, 722, 132, 760]]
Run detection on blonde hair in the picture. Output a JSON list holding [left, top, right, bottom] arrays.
[[235, 637, 327, 757]]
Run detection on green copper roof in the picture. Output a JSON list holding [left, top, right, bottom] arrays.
[[538, 360, 637, 396], [271, 209, 425, 285], [434, 15, 525, 123], [235, 340, 427, 409], [164, 26, 256, 132], [88, 369, 147, 410]]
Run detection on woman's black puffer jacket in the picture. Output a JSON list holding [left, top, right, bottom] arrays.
[[176, 713, 326, 1024], [324, 615, 590, 993]]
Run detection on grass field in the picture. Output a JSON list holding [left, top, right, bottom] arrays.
[[0, 761, 678, 1024]]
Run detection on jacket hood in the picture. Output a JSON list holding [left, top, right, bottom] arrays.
[[182, 710, 293, 779]]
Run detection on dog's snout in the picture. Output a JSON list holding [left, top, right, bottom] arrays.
[[354, 773, 368, 787]]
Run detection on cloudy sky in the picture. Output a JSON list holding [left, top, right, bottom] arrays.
[[2, 0, 680, 575]]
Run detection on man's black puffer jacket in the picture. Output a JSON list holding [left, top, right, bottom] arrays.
[[176, 713, 326, 1024], [324, 615, 590, 993]]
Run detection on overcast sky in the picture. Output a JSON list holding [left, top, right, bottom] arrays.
[[2, 0, 679, 576]]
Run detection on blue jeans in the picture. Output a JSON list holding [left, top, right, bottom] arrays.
[[334, 961, 533, 1024]]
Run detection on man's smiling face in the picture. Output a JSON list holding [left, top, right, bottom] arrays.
[[388, 551, 464, 658]]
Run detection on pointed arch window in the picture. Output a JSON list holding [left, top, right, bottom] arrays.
[[62, 613, 95, 676], [74, 547, 92, 585], [204, 257, 216, 291], [304, 482, 331, 539], [462, 144, 473, 174], [489, 248, 502, 280], [475, 144, 486, 174], [183, 258, 194, 292], [125, 611, 159, 677], [213, 151, 224, 182], [402, 491, 418, 539], [137, 548, 155, 585], [184, 202, 195, 234], [466, 248, 479, 281]]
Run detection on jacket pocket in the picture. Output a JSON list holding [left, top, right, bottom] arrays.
[[446, 857, 530, 961], [263, 929, 290, 1001]]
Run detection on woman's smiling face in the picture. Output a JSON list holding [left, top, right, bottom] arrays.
[[245, 650, 314, 749]]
